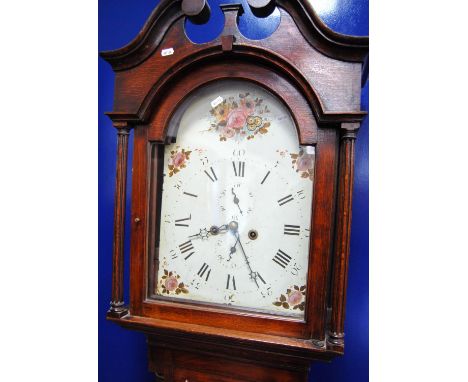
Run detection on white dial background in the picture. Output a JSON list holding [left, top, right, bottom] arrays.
[[154, 80, 315, 319]]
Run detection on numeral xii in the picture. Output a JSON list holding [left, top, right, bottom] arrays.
[[232, 161, 245, 177]]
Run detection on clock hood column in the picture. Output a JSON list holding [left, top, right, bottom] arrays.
[[108, 122, 132, 318], [328, 122, 359, 347]]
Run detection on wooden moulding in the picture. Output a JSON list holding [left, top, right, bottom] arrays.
[[101, 2, 367, 121], [100, 0, 368, 72], [107, 315, 341, 363], [107, 123, 131, 318], [144, 60, 320, 145], [327, 122, 359, 348]]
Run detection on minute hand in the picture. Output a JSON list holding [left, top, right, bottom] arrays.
[[235, 232, 259, 288]]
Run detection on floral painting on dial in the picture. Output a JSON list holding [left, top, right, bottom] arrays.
[[168, 147, 191, 177], [273, 285, 306, 311], [209, 92, 271, 141], [159, 270, 189, 295], [290, 149, 315, 181]]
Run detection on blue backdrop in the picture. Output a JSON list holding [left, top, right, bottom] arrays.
[[99, 1, 369, 380]]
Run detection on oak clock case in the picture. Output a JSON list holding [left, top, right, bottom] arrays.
[[101, 1, 368, 381]]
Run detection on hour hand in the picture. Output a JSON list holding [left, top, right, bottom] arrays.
[[188, 228, 210, 240]]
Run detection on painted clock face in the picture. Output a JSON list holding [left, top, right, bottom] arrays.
[[154, 80, 315, 319]]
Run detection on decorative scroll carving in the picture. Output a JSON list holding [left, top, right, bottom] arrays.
[[108, 124, 131, 318], [100, 0, 368, 72], [328, 123, 359, 346]]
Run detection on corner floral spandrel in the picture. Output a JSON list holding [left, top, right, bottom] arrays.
[[273, 285, 306, 311], [159, 270, 189, 295], [290, 149, 315, 181], [168, 146, 191, 177]]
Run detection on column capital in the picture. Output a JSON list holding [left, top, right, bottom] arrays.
[[112, 121, 132, 132], [340, 122, 360, 140]]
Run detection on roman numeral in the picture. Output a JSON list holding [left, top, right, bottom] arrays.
[[204, 167, 218, 182], [197, 263, 211, 281], [170, 250, 178, 260], [179, 240, 194, 254], [272, 249, 292, 268], [284, 224, 300, 235], [232, 161, 245, 177], [260, 170, 270, 185], [175, 214, 191, 227], [183, 252, 194, 260], [278, 194, 294, 206], [226, 274, 236, 290], [183, 191, 198, 198], [179, 240, 195, 260]]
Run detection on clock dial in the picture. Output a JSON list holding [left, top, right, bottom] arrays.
[[154, 80, 315, 318]]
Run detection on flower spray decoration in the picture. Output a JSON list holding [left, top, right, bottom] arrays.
[[273, 285, 306, 311], [168, 146, 192, 177], [209, 93, 271, 141], [290, 148, 315, 181], [160, 270, 189, 295]]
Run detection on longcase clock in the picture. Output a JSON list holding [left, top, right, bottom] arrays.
[[101, 1, 368, 381]]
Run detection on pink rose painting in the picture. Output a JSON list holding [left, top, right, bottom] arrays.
[[273, 285, 306, 311], [164, 276, 179, 292], [226, 109, 247, 130], [287, 290, 303, 306], [160, 270, 189, 295], [296, 154, 314, 172], [290, 150, 315, 181], [171, 152, 185, 167], [209, 92, 271, 141], [168, 147, 191, 177]]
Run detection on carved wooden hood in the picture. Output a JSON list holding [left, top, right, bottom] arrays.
[[101, 0, 368, 129]]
